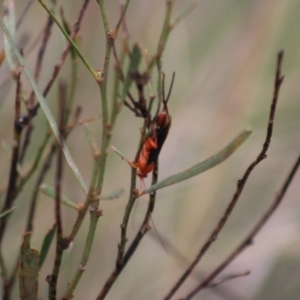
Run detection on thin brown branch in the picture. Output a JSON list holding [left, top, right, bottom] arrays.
[[97, 164, 159, 300], [48, 80, 67, 300], [55, 79, 67, 237], [184, 150, 300, 299], [207, 271, 251, 288], [164, 51, 285, 300], [28, 1, 56, 108], [0, 69, 23, 245], [0, 69, 23, 296]]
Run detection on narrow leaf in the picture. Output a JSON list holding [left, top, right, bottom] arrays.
[[40, 183, 78, 210], [0, 206, 15, 219], [19, 232, 39, 300], [0, 20, 88, 195], [122, 43, 142, 99], [3, 0, 16, 70], [143, 128, 252, 194], [41, 184, 124, 208], [39, 224, 57, 269]]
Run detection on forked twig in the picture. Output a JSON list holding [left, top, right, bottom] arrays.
[[97, 163, 159, 300], [164, 51, 285, 300], [184, 150, 300, 299]]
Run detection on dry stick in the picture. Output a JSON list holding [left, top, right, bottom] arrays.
[[207, 271, 251, 288], [184, 151, 300, 300], [48, 81, 67, 300], [0, 69, 23, 246], [97, 163, 159, 300], [0, 69, 22, 297], [28, 1, 56, 108], [164, 51, 284, 300]]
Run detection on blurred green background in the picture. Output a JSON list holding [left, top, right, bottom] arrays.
[[1, 0, 300, 299]]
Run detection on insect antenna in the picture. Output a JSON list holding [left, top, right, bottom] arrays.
[[150, 215, 168, 252], [156, 72, 175, 117], [165, 72, 175, 104]]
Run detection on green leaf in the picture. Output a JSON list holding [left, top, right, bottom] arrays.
[[3, 0, 16, 71], [0, 206, 15, 219], [40, 184, 124, 208], [0, 19, 88, 195], [143, 128, 252, 194], [39, 224, 57, 269], [19, 232, 39, 300], [40, 184, 79, 210], [122, 43, 142, 99]]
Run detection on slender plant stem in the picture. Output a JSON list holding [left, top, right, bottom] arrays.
[[0, 69, 23, 246], [0, 69, 22, 297], [63, 1, 130, 297], [148, 0, 174, 71], [164, 51, 284, 300], [28, 0, 56, 108], [97, 163, 159, 299], [48, 83, 66, 300], [114, 0, 131, 37]]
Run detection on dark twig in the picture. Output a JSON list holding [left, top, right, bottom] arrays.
[[0, 69, 23, 246], [207, 271, 251, 288], [0, 69, 24, 299], [48, 80, 67, 300], [97, 163, 159, 300], [164, 51, 284, 300], [28, 0, 56, 108], [184, 150, 300, 299]]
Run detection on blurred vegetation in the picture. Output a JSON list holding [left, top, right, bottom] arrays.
[[0, 0, 299, 299]]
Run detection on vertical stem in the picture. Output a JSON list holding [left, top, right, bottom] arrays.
[[48, 81, 66, 300], [0, 70, 22, 245], [97, 163, 159, 299], [0, 69, 23, 298]]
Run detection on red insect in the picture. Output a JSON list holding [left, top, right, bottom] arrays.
[[135, 72, 174, 179]]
